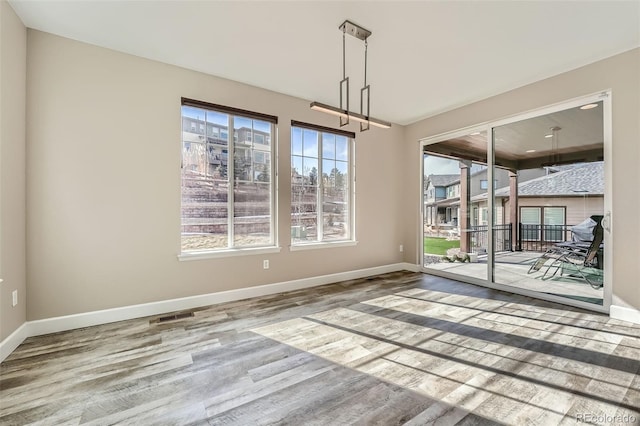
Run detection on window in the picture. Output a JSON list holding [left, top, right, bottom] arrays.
[[291, 121, 354, 245], [480, 179, 498, 190], [480, 207, 488, 225], [520, 206, 566, 242], [543, 207, 566, 242], [446, 184, 459, 199], [180, 98, 277, 253]]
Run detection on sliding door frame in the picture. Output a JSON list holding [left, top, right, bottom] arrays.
[[419, 90, 612, 313]]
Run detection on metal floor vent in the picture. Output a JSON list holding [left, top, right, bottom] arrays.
[[155, 312, 194, 323]]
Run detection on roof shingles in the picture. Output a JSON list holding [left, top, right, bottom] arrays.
[[495, 162, 604, 197]]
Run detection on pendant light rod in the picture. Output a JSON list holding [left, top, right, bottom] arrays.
[[311, 19, 391, 131], [339, 24, 349, 127]]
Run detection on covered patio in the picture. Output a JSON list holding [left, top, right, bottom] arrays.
[[425, 251, 603, 305]]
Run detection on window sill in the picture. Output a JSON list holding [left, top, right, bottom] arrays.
[[289, 240, 358, 251], [178, 246, 282, 261]]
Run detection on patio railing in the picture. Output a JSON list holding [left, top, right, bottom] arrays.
[[518, 224, 574, 252], [467, 223, 574, 253], [469, 224, 512, 253]]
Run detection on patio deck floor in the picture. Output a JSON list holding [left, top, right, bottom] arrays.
[[424, 251, 603, 305]]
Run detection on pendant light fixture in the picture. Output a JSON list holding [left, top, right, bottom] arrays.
[[310, 20, 391, 131]]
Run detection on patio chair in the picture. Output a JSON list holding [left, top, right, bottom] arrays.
[[527, 216, 604, 289]]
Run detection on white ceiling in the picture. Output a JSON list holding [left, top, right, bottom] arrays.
[[9, 1, 640, 125]]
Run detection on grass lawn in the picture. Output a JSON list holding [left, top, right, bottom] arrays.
[[424, 237, 460, 255]]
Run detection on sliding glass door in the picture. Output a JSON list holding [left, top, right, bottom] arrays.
[[491, 98, 606, 306], [422, 130, 489, 283], [421, 93, 610, 311]]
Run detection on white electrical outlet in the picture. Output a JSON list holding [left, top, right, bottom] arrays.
[[12, 290, 18, 307], [399, 245, 404, 252], [263, 260, 269, 269]]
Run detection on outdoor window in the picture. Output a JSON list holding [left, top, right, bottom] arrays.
[[520, 206, 566, 242], [180, 98, 277, 254], [291, 121, 354, 245], [446, 184, 459, 198], [543, 207, 566, 241], [480, 207, 488, 225], [480, 179, 498, 190]]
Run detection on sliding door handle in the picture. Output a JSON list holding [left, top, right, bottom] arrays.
[[602, 211, 611, 233]]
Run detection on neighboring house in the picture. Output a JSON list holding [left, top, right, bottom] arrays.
[[426, 162, 604, 249], [182, 115, 271, 181], [424, 167, 518, 227], [471, 162, 604, 226], [476, 162, 603, 249], [424, 174, 460, 226]]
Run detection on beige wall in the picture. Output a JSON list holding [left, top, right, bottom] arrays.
[[0, 0, 27, 341], [25, 30, 406, 320], [7, 23, 639, 328], [404, 48, 640, 311]]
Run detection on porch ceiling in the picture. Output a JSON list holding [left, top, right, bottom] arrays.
[[424, 101, 604, 170]]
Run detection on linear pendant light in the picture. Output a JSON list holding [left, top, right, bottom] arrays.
[[310, 102, 391, 129], [310, 20, 391, 131]]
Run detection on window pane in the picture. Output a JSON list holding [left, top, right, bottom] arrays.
[[253, 120, 271, 146], [323, 189, 348, 241], [291, 123, 353, 245], [544, 207, 565, 225], [181, 105, 231, 252], [303, 157, 318, 179], [291, 184, 317, 242], [521, 207, 541, 241], [323, 159, 335, 186], [181, 170, 229, 251], [521, 207, 541, 224], [303, 129, 318, 157], [544, 207, 565, 242], [292, 156, 303, 179], [234, 182, 271, 246], [206, 110, 228, 130], [292, 127, 303, 156], [335, 136, 348, 161], [335, 160, 348, 186], [322, 133, 336, 159], [181, 103, 274, 252]]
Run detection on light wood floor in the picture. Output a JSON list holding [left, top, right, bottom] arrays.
[[1, 271, 639, 425]]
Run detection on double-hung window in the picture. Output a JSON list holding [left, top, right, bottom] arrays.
[[180, 98, 277, 254], [291, 121, 355, 246], [520, 206, 566, 242]]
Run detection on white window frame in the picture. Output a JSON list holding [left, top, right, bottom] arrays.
[[179, 98, 280, 260], [290, 121, 356, 250]]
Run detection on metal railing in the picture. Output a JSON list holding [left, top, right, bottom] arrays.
[[518, 224, 573, 252], [466, 223, 575, 253], [468, 224, 512, 253]]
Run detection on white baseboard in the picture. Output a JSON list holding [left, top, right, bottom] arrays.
[[610, 305, 640, 325], [0, 322, 30, 362], [401, 262, 420, 272], [1, 263, 417, 362]]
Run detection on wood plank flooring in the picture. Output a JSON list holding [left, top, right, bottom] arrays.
[[1, 271, 639, 425]]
